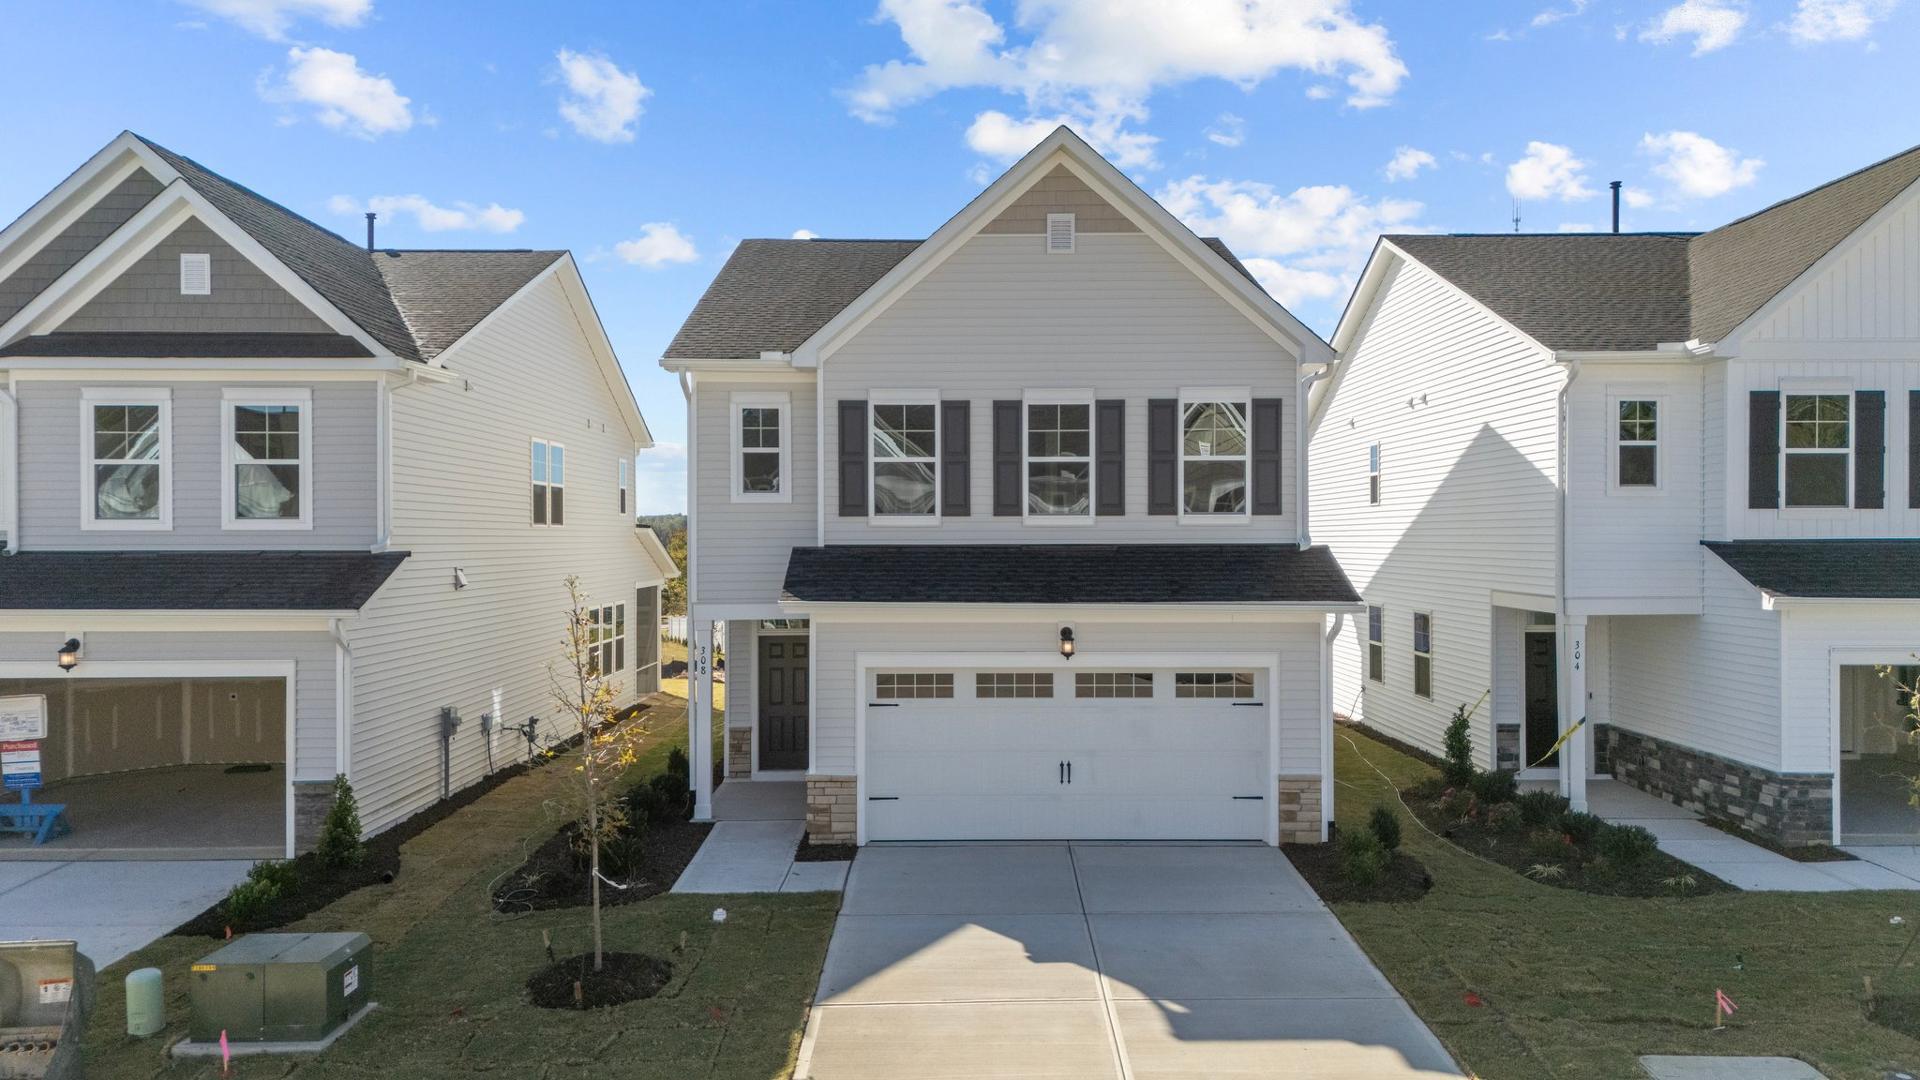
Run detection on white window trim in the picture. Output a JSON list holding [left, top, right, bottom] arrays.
[[868, 389, 940, 527], [1177, 386, 1253, 525], [79, 387, 172, 532], [221, 387, 314, 531], [1022, 388, 1096, 526], [1779, 382, 1855, 511], [1367, 442, 1382, 505], [730, 391, 792, 504], [1608, 392, 1665, 495], [1412, 611, 1434, 699], [531, 437, 566, 527]]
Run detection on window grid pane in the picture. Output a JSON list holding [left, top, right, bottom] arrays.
[[975, 672, 1055, 699], [872, 402, 937, 516], [1027, 402, 1092, 517], [875, 673, 954, 699], [1181, 400, 1249, 515], [1174, 672, 1255, 699], [1367, 605, 1383, 643], [1783, 394, 1850, 508], [91, 403, 162, 521], [232, 404, 302, 520], [1073, 672, 1153, 699]]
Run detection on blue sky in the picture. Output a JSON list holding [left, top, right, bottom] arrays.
[[2, 0, 1913, 513]]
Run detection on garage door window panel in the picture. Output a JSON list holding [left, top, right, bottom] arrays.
[[875, 673, 953, 700], [1075, 672, 1153, 699], [1175, 672, 1255, 699], [976, 672, 1054, 699]]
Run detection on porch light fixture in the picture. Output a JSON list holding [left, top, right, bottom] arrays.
[[1058, 626, 1075, 659], [57, 638, 81, 672]]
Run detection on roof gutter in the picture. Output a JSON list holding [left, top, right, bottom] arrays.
[[1551, 342, 1716, 364]]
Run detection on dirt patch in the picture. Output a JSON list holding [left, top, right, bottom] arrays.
[[1285, 841, 1432, 903], [526, 951, 673, 1010], [794, 835, 856, 863], [492, 816, 712, 913]]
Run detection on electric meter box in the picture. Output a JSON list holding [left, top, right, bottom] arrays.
[[188, 932, 370, 1044]]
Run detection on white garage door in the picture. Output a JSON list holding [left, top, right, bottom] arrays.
[[864, 667, 1271, 841]]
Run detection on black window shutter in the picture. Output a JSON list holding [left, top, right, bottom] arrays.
[[1910, 391, 1920, 508], [992, 400, 1021, 516], [1148, 398, 1177, 515], [941, 400, 971, 516], [1251, 397, 1285, 516], [1095, 399, 1125, 516], [837, 400, 868, 517], [1748, 391, 1780, 509], [1856, 390, 1886, 509]]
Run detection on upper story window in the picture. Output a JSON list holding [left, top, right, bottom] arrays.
[[1367, 604, 1384, 683], [618, 458, 629, 515], [871, 396, 938, 520], [1180, 390, 1250, 518], [1412, 612, 1433, 699], [1367, 443, 1381, 505], [223, 389, 311, 529], [1784, 393, 1850, 507], [1026, 397, 1092, 518], [532, 438, 565, 525], [732, 393, 790, 503], [1615, 399, 1659, 489], [82, 389, 171, 530]]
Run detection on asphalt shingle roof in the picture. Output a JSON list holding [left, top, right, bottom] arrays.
[[0, 550, 409, 610], [372, 249, 564, 360], [663, 237, 1265, 360], [0, 331, 371, 357], [1704, 540, 1920, 600], [781, 544, 1360, 605]]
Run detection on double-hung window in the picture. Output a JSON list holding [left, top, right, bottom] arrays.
[[732, 392, 789, 502], [585, 602, 626, 676], [1025, 394, 1092, 519], [1615, 399, 1659, 489], [1783, 393, 1850, 507], [1179, 389, 1250, 519], [82, 388, 170, 530], [870, 394, 938, 520], [532, 439, 565, 525], [223, 389, 311, 528], [1412, 612, 1433, 699], [1367, 443, 1382, 505], [618, 458, 630, 515], [1367, 604, 1384, 682]]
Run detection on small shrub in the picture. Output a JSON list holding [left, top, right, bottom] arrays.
[[1436, 787, 1469, 817], [1526, 828, 1572, 859], [665, 747, 691, 785], [1442, 705, 1476, 786], [1468, 769, 1518, 806], [625, 782, 677, 829], [1662, 873, 1698, 895], [315, 774, 365, 868], [1514, 789, 1569, 827], [224, 861, 295, 925], [1558, 810, 1604, 847], [1483, 803, 1522, 834], [1596, 823, 1660, 866], [1338, 830, 1389, 888], [1367, 805, 1402, 851], [1522, 863, 1566, 881]]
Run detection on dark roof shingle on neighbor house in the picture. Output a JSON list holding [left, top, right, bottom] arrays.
[[372, 249, 564, 360], [0, 331, 371, 358], [0, 550, 409, 610], [1704, 540, 1920, 599], [664, 237, 1265, 360], [781, 544, 1360, 605]]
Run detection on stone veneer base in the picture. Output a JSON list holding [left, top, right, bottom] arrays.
[[806, 775, 857, 844], [727, 726, 752, 779], [291, 780, 333, 854], [1277, 775, 1325, 844], [1603, 726, 1833, 847]]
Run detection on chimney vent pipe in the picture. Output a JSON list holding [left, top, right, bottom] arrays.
[[366, 212, 377, 252], [1609, 181, 1622, 234]]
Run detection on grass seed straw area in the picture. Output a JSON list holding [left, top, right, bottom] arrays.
[[1326, 726, 1920, 1080]]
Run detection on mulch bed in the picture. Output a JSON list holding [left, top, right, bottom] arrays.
[[794, 835, 856, 863], [491, 816, 712, 913], [1285, 840, 1432, 903], [526, 951, 673, 1010]]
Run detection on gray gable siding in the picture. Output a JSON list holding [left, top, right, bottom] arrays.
[[0, 167, 164, 325], [981, 164, 1142, 235], [16, 380, 377, 550], [58, 218, 332, 335]]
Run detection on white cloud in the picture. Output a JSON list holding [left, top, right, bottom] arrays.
[[331, 194, 524, 233], [1156, 175, 1424, 308], [791, 229, 820, 240], [555, 49, 649, 143], [1787, 0, 1898, 42], [1506, 141, 1594, 202], [849, 0, 1408, 166], [1531, 0, 1590, 26], [264, 47, 412, 138], [180, 0, 368, 40], [1640, 0, 1748, 54], [964, 109, 1158, 169], [1623, 186, 1657, 208], [1384, 146, 1436, 182], [1205, 113, 1246, 148], [1640, 130, 1763, 199], [614, 223, 698, 268]]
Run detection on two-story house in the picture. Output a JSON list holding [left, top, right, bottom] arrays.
[[664, 128, 1359, 848], [0, 132, 674, 859], [1309, 144, 1920, 847]]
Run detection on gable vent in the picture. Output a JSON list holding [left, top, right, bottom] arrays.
[[1046, 213, 1075, 254], [179, 253, 211, 296]]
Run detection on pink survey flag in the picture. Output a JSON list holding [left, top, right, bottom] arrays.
[[220, 1029, 231, 1075], [1716, 989, 1738, 1014]]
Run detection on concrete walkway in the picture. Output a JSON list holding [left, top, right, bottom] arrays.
[[795, 843, 1460, 1079], [0, 859, 253, 967], [672, 780, 849, 894], [1589, 780, 1920, 891]]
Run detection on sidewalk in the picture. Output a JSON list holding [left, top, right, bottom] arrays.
[[672, 780, 850, 894]]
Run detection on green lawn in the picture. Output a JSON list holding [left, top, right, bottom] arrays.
[[1329, 726, 1920, 1079], [81, 697, 832, 1079]]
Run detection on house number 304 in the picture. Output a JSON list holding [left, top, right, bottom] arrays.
[[1571, 640, 1582, 672]]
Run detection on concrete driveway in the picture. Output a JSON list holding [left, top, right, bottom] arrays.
[[0, 860, 253, 968], [795, 843, 1460, 1079]]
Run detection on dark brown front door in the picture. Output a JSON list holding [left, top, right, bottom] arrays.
[[758, 635, 809, 771], [1524, 631, 1559, 768]]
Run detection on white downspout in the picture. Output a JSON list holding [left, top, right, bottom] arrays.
[[1555, 359, 1586, 809], [330, 617, 354, 778], [0, 381, 16, 554], [1297, 366, 1330, 546]]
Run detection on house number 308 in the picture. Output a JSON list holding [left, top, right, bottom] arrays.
[[694, 644, 709, 678]]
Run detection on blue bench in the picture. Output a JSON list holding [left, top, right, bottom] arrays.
[[0, 791, 68, 845]]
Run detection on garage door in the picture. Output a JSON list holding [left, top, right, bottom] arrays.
[[864, 667, 1270, 841]]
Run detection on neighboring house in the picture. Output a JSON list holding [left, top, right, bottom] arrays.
[[663, 127, 1359, 847], [0, 132, 674, 858], [1309, 145, 1920, 846]]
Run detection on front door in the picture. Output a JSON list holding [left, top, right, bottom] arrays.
[[758, 636, 809, 771], [1524, 631, 1559, 769]]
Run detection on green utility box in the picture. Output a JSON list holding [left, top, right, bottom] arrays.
[[188, 933, 370, 1044]]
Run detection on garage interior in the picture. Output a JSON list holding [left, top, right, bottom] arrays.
[[0, 677, 285, 859], [1839, 663, 1920, 845]]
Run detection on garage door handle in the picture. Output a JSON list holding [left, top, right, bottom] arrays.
[[867, 796, 899, 801], [1066, 761, 1072, 784], [1058, 760, 1066, 784], [1231, 702, 1265, 707], [1232, 795, 1265, 801], [867, 702, 900, 708]]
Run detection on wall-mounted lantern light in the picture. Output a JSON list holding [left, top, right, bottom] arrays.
[[57, 637, 82, 672], [1058, 626, 1075, 660]]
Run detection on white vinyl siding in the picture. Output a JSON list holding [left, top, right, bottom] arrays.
[[691, 379, 816, 604], [1565, 365, 1703, 607]]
